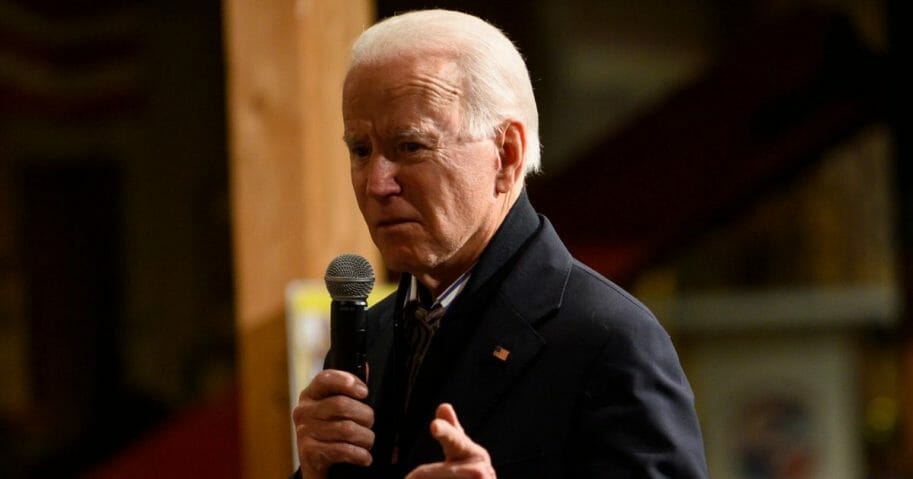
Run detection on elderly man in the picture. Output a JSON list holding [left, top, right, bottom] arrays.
[[291, 9, 708, 479]]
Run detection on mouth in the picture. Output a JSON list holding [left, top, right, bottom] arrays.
[[376, 218, 419, 229]]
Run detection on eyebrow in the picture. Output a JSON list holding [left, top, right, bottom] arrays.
[[343, 126, 439, 145], [341, 132, 360, 146], [393, 127, 432, 140]]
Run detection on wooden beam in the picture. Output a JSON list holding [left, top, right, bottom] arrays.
[[223, 1, 375, 477]]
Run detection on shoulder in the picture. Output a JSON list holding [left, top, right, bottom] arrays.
[[505, 215, 666, 345], [532, 257, 690, 394], [557, 260, 664, 341], [557, 262, 692, 400], [566, 260, 655, 319]]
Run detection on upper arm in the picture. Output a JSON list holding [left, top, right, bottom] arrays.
[[570, 310, 708, 478]]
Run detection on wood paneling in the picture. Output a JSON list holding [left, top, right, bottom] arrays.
[[223, 1, 375, 477]]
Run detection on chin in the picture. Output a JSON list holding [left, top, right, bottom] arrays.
[[378, 247, 435, 276]]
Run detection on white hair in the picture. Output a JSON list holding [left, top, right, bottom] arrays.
[[349, 9, 541, 175]]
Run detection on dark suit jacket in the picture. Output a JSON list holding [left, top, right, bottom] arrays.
[[306, 192, 708, 478]]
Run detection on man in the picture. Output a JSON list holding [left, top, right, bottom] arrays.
[[292, 9, 708, 479]]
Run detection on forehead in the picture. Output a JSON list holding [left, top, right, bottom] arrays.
[[342, 53, 464, 126]]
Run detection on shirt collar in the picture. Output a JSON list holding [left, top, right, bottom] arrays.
[[406, 267, 473, 310]]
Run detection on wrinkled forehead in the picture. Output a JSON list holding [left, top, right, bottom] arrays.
[[344, 53, 464, 107], [342, 54, 467, 133]]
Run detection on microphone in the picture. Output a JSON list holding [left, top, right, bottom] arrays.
[[324, 253, 375, 383]]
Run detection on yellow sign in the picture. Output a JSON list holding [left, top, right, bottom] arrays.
[[285, 279, 397, 403]]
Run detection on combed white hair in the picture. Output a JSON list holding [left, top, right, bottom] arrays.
[[349, 9, 542, 175]]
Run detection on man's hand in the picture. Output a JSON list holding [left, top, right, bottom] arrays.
[[405, 403, 496, 479], [292, 369, 375, 479]]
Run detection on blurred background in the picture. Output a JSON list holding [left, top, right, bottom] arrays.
[[0, 0, 908, 477]]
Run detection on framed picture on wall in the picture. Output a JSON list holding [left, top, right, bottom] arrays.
[[688, 334, 861, 479]]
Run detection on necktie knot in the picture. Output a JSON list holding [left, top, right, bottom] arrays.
[[409, 300, 444, 329]]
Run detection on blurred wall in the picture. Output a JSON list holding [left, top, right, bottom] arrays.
[[0, 0, 234, 475]]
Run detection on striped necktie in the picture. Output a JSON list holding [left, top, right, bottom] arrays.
[[391, 300, 447, 465], [403, 299, 445, 406]]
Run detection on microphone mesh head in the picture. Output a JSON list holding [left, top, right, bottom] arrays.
[[325, 253, 375, 300]]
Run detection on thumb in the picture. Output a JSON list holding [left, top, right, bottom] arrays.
[[434, 403, 463, 432]]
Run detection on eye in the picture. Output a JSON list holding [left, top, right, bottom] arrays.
[[348, 144, 371, 162], [398, 142, 424, 154]]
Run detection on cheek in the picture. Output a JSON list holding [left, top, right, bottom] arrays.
[[350, 168, 365, 196], [453, 163, 498, 207], [350, 172, 371, 217], [433, 176, 490, 232]]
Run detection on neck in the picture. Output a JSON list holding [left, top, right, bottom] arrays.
[[416, 187, 521, 296]]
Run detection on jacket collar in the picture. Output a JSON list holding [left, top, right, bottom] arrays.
[[455, 189, 570, 323], [459, 189, 540, 303]]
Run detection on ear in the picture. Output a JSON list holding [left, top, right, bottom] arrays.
[[495, 120, 527, 195]]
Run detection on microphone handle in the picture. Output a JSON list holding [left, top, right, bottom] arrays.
[[329, 299, 368, 383], [328, 299, 368, 479]]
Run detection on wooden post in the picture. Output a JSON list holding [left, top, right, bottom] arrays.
[[223, 1, 375, 477]]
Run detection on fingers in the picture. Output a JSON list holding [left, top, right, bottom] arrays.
[[293, 392, 374, 429], [430, 403, 482, 462], [292, 369, 376, 478], [297, 434, 374, 472], [404, 403, 496, 478], [406, 461, 496, 479], [300, 369, 368, 402], [296, 416, 375, 448]]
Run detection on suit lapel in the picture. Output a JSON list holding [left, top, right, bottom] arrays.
[[439, 297, 546, 432], [365, 277, 407, 404], [364, 277, 409, 469]]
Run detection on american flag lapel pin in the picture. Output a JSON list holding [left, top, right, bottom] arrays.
[[493, 346, 510, 361]]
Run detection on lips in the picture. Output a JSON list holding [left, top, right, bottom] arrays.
[[376, 218, 419, 228]]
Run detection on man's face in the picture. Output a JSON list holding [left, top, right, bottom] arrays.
[[342, 53, 504, 279]]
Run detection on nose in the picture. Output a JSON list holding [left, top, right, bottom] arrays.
[[363, 154, 401, 199]]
